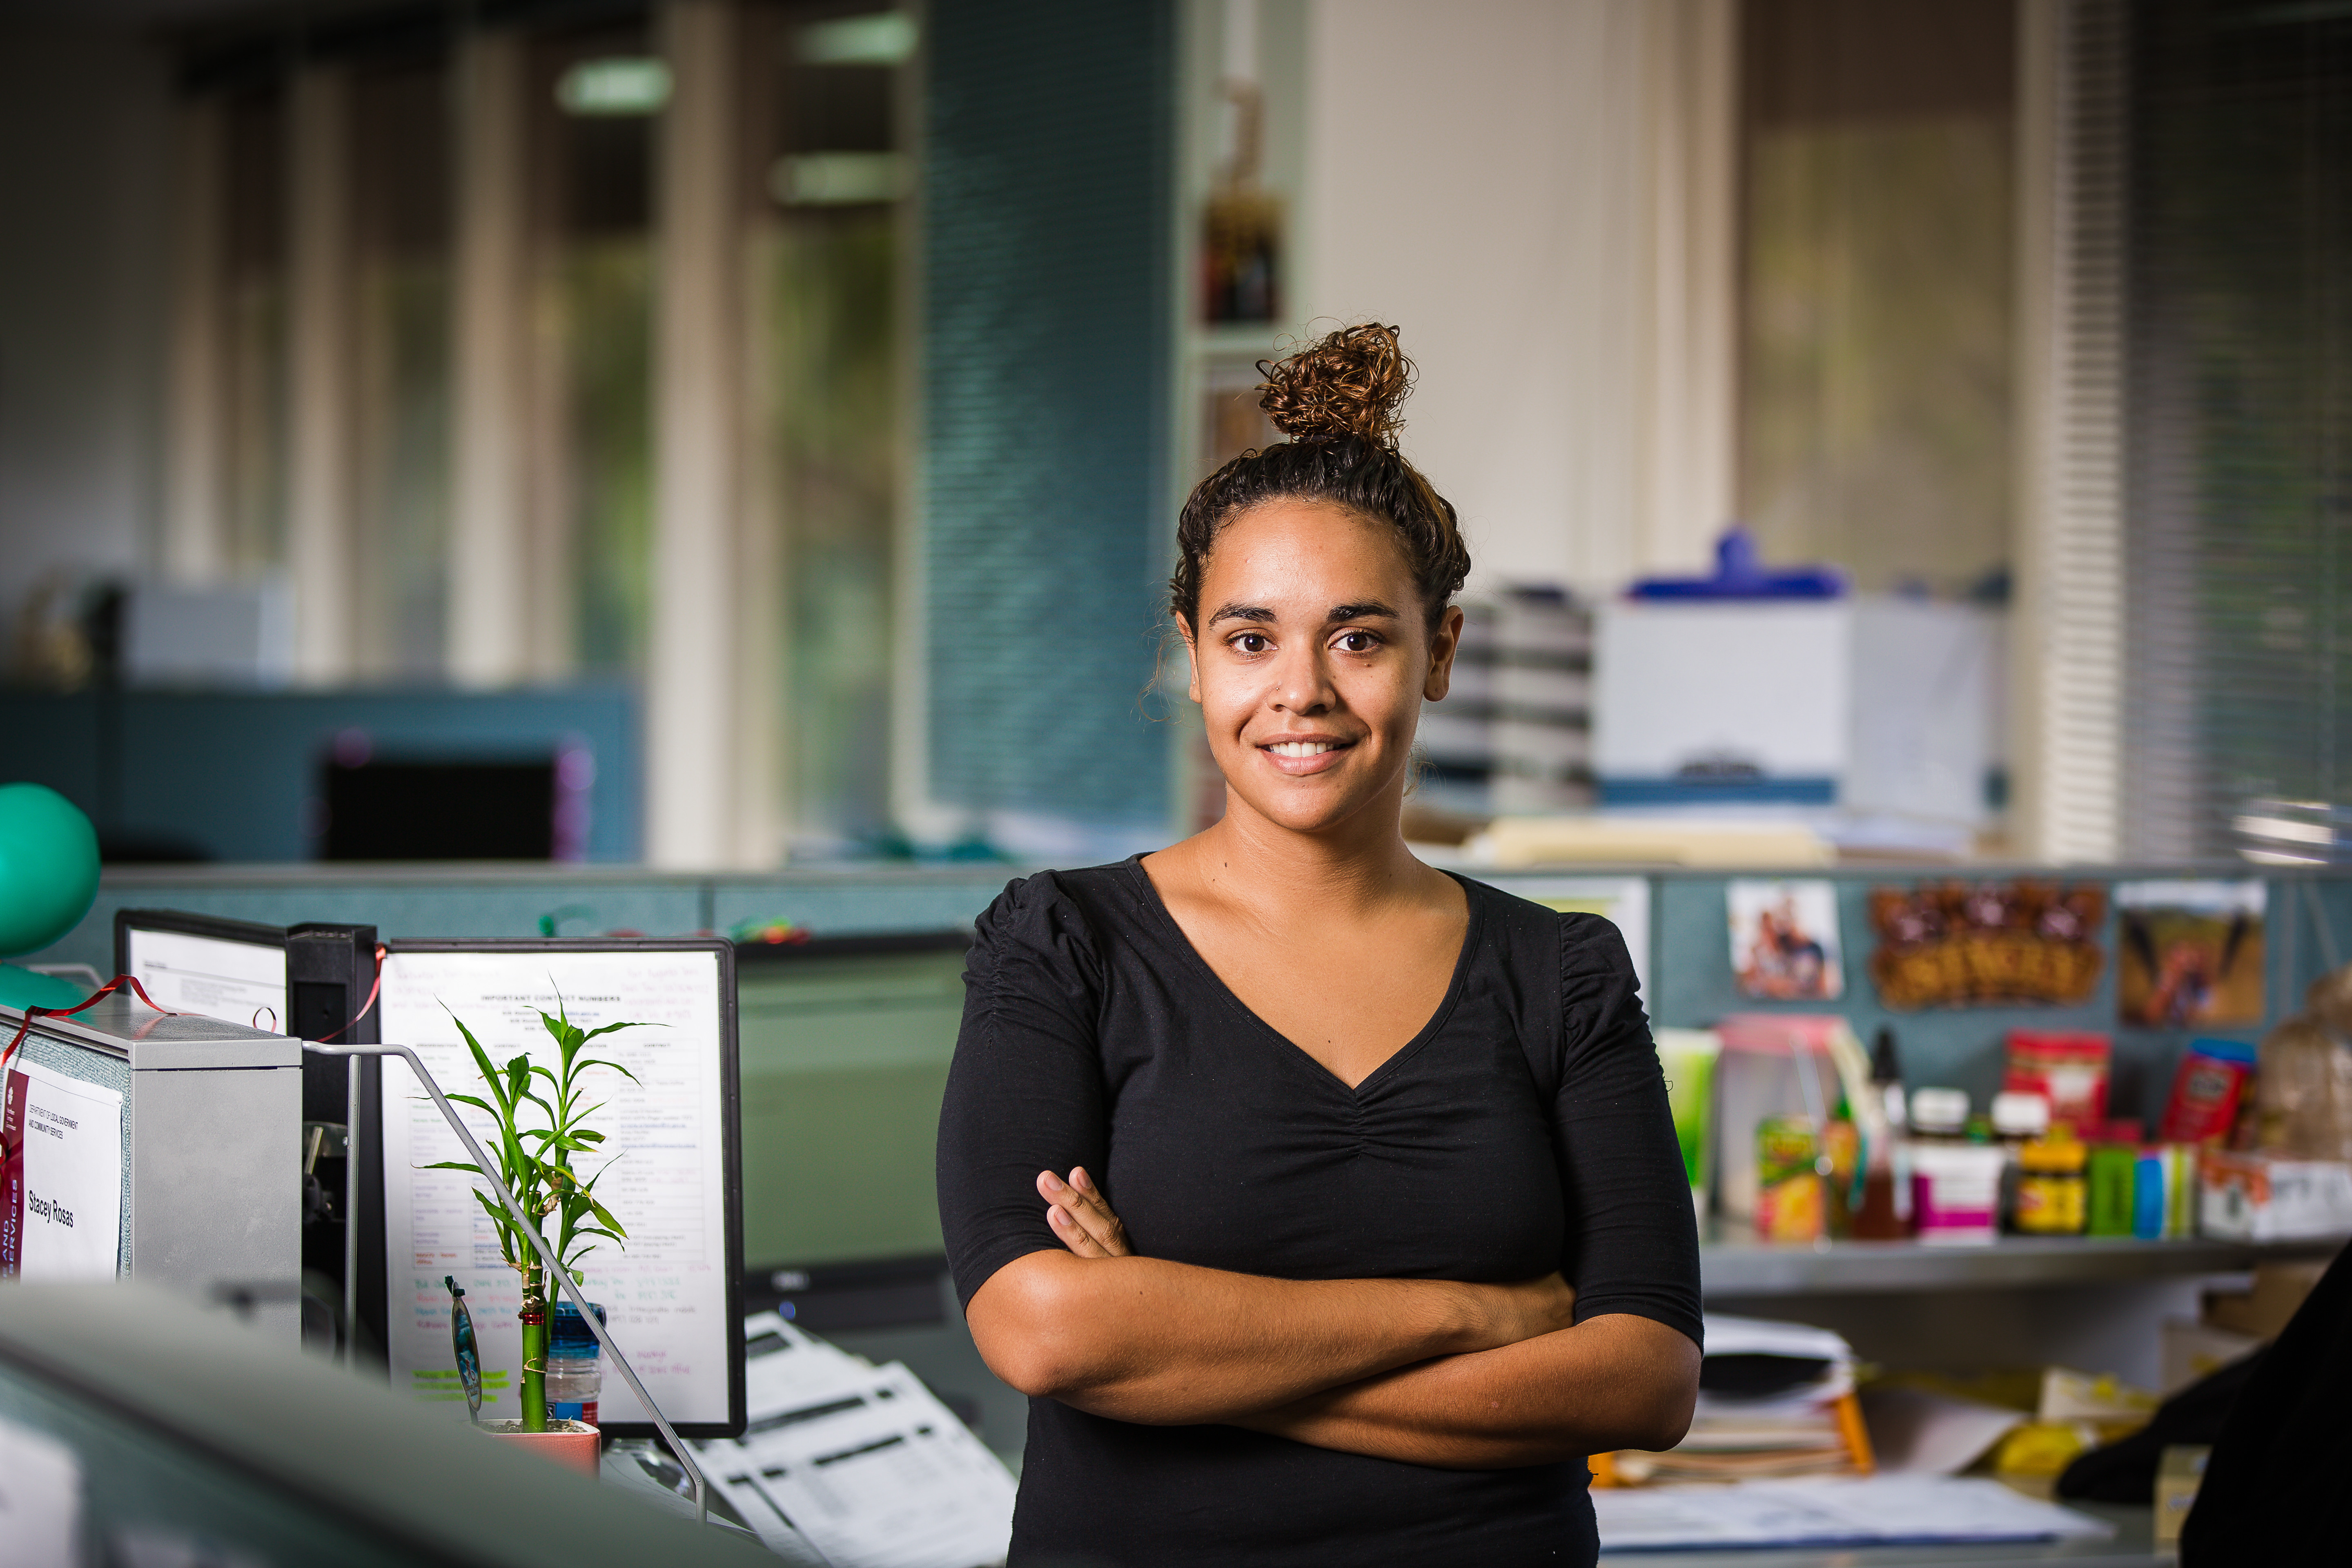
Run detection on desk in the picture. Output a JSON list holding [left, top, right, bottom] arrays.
[[1598, 1503, 2159, 1566]]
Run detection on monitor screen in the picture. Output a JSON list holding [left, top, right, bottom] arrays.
[[376, 940, 743, 1438], [116, 912, 289, 1033]]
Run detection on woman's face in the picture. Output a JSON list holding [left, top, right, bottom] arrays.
[[1183, 499, 1462, 837]]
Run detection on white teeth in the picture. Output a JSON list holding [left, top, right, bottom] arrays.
[[1269, 742, 1335, 757]]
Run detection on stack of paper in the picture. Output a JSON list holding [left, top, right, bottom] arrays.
[[1593, 1474, 2114, 1552], [1615, 1316, 1858, 1484], [694, 1313, 1017, 1568]]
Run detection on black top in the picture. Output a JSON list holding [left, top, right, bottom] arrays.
[[936, 860, 1703, 1567]]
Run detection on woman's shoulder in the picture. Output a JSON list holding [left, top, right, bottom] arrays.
[[1452, 874, 1637, 975], [970, 860, 1151, 967]]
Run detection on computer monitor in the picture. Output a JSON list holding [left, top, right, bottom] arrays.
[[375, 938, 744, 1439]]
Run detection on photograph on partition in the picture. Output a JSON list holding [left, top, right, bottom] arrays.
[[377, 942, 739, 1435], [1728, 879, 1844, 1001], [2116, 880, 2267, 1028]]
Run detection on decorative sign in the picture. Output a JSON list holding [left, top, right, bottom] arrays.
[[1868, 882, 2107, 1009]]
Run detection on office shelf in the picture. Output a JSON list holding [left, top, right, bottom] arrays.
[[1700, 1225, 2345, 1297]]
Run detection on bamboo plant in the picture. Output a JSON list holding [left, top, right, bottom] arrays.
[[428, 1001, 646, 1432]]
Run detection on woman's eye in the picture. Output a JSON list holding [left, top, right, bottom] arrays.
[[1232, 633, 1270, 655], [1335, 631, 1381, 653]]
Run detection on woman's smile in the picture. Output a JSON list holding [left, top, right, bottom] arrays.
[[1259, 734, 1356, 773]]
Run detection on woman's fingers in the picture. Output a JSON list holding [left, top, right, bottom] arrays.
[[1036, 1167, 1133, 1258]]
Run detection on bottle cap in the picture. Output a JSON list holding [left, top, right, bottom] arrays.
[[551, 1300, 608, 1355], [1992, 1091, 2052, 1138], [1909, 1086, 1969, 1134]]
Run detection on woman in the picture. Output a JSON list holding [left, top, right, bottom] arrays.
[[936, 324, 1702, 1566]]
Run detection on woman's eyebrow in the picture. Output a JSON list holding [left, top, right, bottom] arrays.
[[1327, 601, 1400, 622], [1206, 602, 1276, 626]]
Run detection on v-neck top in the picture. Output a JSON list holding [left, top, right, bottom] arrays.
[[936, 859, 1702, 1567]]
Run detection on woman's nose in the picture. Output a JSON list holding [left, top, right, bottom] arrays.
[[1270, 646, 1335, 713]]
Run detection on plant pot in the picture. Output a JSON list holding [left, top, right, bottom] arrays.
[[479, 1419, 601, 1476]]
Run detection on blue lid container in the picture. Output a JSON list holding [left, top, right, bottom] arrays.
[[550, 1300, 607, 1358]]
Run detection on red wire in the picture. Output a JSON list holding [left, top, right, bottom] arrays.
[[312, 944, 388, 1042], [2, 973, 176, 1076]]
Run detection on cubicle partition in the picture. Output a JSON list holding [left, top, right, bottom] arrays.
[[24, 859, 2352, 1413]]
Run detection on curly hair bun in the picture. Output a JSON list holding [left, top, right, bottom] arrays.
[[1257, 323, 1413, 447]]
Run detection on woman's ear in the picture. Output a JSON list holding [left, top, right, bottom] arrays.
[[1177, 616, 1202, 705], [1423, 604, 1465, 702]]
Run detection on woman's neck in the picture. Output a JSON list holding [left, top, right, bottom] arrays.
[[1169, 784, 1437, 921]]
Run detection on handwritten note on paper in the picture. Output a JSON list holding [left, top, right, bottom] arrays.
[[379, 947, 731, 1428]]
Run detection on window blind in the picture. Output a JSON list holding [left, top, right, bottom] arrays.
[[2122, 0, 2352, 859], [922, 0, 1176, 842]]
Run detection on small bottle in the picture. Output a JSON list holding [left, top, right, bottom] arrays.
[[1991, 1091, 2052, 1229], [1851, 1028, 1911, 1239], [1871, 1027, 1908, 1134], [546, 1300, 607, 1428], [2015, 1132, 2089, 1235]]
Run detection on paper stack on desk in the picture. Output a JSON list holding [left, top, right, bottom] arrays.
[[1593, 1474, 2115, 1552], [694, 1313, 1016, 1568], [1613, 1315, 1862, 1483]]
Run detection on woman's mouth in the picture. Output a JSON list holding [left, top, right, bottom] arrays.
[[1258, 737, 1354, 774]]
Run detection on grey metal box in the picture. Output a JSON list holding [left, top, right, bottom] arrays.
[[4, 996, 301, 1340]]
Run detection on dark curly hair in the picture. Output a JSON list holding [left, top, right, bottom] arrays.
[[1169, 323, 1471, 637]]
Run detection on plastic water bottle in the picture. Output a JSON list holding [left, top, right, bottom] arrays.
[[546, 1301, 606, 1426]]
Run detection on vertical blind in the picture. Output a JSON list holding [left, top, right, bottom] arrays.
[[922, 0, 1176, 837], [2123, 0, 2352, 858]]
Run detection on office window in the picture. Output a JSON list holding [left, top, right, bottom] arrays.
[[1740, 0, 2016, 596], [755, 3, 914, 846], [533, 22, 657, 679], [2123, 1, 2352, 857], [221, 86, 287, 575], [351, 56, 452, 679]]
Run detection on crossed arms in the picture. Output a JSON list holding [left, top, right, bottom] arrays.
[[964, 1166, 1699, 1470]]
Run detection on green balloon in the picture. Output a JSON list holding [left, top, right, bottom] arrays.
[[0, 783, 101, 958]]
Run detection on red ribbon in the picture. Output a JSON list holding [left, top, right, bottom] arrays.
[[312, 944, 387, 1043], [2, 974, 176, 1076]]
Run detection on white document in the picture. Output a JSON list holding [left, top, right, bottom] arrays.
[[124, 927, 286, 1033], [379, 948, 732, 1428], [2, 1060, 124, 1280], [702, 1315, 1016, 1568], [0, 1413, 80, 1568], [708, 1361, 1016, 1568], [1593, 1475, 2113, 1553]]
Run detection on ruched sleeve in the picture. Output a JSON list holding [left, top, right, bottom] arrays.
[[936, 872, 1109, 1310], [1553, 913, 1704, 1348]]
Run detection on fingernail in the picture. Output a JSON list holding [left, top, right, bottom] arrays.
[[1040, 1171, 1065, 1192], [1071, 1167, 1094, 1192]]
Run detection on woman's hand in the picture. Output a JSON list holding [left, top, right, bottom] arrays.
[[1038, 1165, 1573, 1342], [1038, 1167, 1131, 1258]]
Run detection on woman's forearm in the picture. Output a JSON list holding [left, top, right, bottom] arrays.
[[965, 1250, 1576, 1426], [1234, 1312, 1700, 1469]]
